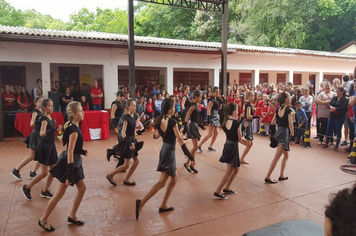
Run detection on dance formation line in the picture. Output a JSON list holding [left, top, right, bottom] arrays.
[[10, 90, 296, 232]]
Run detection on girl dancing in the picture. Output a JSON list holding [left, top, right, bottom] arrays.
[[265, 92, 294, 184], [214, 102, 248, 199], [39, 101, 87, 231], [135, 98, 195, 220], [240, 91, 255, 164]]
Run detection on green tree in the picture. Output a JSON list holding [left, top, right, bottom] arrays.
[[0, 0, 25, 26]]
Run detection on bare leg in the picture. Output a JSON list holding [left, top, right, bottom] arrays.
[[124, 156, 139, 183], [161, 173, 178, 209], [69, 180, 86, 220], [209, 127, 219, 148], [26, 164, 48, 189], [279, 150, 289, 178], [186, 138, 198, 168], [215, 164, 234, 194], [43, 165, 55, 192], [224, 166, 239, 191], [108, 158, 130, 180], [265, 144, 284, 180], [33, 161, 40, 172], [114, 127, 119, 135], [16, 149, 36, 171], [40, 182, 68, 224], [199, 125, 214, 148], [139, 172, 169, 213], [240, 140, 253, 164]]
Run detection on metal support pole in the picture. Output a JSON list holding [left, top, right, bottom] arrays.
[[128, 0, 136, 98], [0, 74, 3, 141], [221, 0, 228, 97]]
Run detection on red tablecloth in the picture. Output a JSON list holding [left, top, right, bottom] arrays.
[[81, 110, 109, 141], [15, 112, 64, 137]]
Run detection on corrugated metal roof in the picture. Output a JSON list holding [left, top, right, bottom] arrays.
[[1, 25, 356, 59]]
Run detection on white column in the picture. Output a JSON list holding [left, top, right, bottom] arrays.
[[41, 61, 51, 98], [316, 71, 323, 90], [103, 63, 118, 109], [252, 69, 259, 85], [286, 70, 293, 84], [165, 66, 174, 95], [213, 67, 220, 87]]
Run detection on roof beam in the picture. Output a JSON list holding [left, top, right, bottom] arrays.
[[136, 0, 224, 13]]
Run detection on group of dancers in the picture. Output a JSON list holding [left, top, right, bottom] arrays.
[[10, 87, 295, 231]]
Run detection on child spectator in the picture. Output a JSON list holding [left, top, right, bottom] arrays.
[[295, 101, 308, 144]]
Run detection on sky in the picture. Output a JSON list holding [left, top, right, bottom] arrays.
[[6, 0, 130, 22]]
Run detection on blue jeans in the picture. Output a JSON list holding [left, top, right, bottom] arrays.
[[93, 104, 102, 110], [295, 124, 306, 141], [326, 118, 344, 146]]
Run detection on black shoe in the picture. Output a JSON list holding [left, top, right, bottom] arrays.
[[198, 146, 203, 153], [223, 189, 237, 194], [183, 163, 192, 173], [106, 149, 113, 162], [123, 180, 136, 186], [29, 171, 37, 179], [21, 185, 32, 200], [159, 206, 174, 213], [323, 144, 329, 148], [295, 140, 300, 145], [213, 192, 228, 199], [68, 217, 84, 225], [41, 190, 53, 198], [106, 174, 117, 186], [38, 220, 55, 232], [190, 165, 198, 173], [136, 199, 141, 220], [313, 136, 319, 139], [333, 145, 339, 150], [11, 168, 23, 181], [278, 176, 289, 181], [208, 147, 216, 151], [264, 178, 278, 184]]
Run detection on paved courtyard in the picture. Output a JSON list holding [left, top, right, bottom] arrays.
[[1, 127, 355, 236]]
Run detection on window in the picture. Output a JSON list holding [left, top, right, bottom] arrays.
[[277, 73, 286, 84], [259, 73, 268, 84], [293, 74, 302, 85], [239, 73, 252, 85], [0, 66, 26, 87], [174, 72, 209, 86], [118, 70, 159, 86]]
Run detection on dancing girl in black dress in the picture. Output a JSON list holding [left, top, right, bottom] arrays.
[[135, 98, 195, 220], [39, 101, 87, 231], [214, 102, 248, 199]]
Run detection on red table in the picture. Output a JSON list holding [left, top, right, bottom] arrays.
[[81, 110, 109, 141], [15, 112, 64, 137]]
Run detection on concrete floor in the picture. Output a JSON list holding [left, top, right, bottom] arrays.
[[1, 127, 355, 236]]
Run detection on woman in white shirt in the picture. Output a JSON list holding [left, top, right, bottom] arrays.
[[299, 86, 314, 131]]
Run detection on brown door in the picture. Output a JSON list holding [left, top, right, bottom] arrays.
[[309, 74, 316, 95], [277, 73, 286, 84], [239, 73, 252, 85]]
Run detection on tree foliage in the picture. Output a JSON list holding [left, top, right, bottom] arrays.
[[1, 0, 356, 51]]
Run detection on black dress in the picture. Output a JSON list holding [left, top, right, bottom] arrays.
[[50, 124, 86, 185], [110, 101, 123, 128], [209, 97, 220, 127], [187, 103, 201, 140], [179, 94, 191, 121], [23, 109, 42, 150], [219, 119, 240, 168], [157, 117, 177, 177], [34, 116, 58, 166], [242, 102, 254, 140], [270, 107, 292, 151]]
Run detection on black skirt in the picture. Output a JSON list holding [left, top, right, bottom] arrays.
[[157, 142, 176, 177], [187, 122, 201, 140], [50, 151, 84, 185], [270, 126, 290, 151], [219, 140, 240, 168], [34, 142, 58, 166], [23, 130, 40, 150], [110, 117, 120, 129], [242, 120, 253, 140], [113, 136, 142, 159]]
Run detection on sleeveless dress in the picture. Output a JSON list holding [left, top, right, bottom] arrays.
[[110, 101, 123, 128], [23, 108, 42, 150], [209, 97, 220, 127], [219, 119, 240, 168], [270, 107, 292, 151], [50, 124, 86, 184], [187, 103, 201, 140], [242, 102, 254, 140], [34, 116, 58, 166], [156, 117, 177, 177]]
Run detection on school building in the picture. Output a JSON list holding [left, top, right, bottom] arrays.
[[1, 25, 356, 109]]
